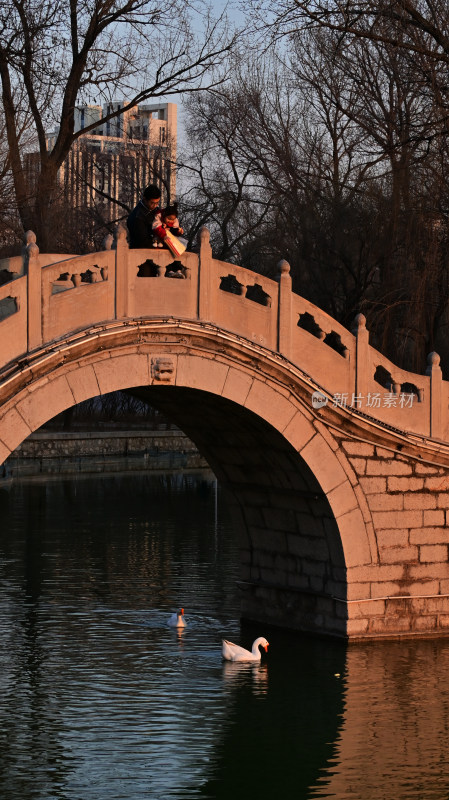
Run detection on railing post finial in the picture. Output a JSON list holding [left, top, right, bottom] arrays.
[[277, 259, 291, 277], [351, 312, 367, 333], [103, 233, 113, 251], [24, 229, 38, 247], [426, 352, 443, 439], [23, 230, 39, 267], [199, 226, 210, 246], [426, 351, 441, 372], [198, 226, 212, 260], [114, 223, 128, 248]]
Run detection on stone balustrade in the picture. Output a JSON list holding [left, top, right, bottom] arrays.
[[0, 226, 446, 442]]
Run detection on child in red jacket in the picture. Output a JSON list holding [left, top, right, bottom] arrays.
[[152, 202, 186, 277], [152, 202, 184, 245]]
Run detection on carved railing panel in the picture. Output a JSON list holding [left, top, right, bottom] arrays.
[[290, 297, 354, 396], [210, 259, 277, 349], [40, 251, 115, 342], [128, 247, 196, 319]]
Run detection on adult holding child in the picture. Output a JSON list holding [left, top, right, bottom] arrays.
[[127, 184, 162, 249]]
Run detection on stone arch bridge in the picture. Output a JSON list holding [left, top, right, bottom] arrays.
[[1, 227, 449, 641]]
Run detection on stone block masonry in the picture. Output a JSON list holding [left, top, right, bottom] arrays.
[[340, 440, 449, 639]]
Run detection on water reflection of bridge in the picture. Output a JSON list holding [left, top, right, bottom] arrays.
[[1, 227, 449, 640]]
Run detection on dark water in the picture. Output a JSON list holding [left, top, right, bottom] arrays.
[[1, 472, 449, 800]]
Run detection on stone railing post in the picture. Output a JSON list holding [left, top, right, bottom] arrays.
[[426, 351, 443, 439], [103, 233, 113, 251], [198, 227, 212, 321], [115, 223, 129, 318], [351, 313, 369, 401], [25, 231, 42, 351], [277, 259, 292, 358]]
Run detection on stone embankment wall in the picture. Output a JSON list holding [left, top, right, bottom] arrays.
[[4, 430, 208, 478]]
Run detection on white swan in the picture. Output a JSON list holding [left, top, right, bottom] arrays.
[[167, 608, 186, 627], [222, 637, 269, 662]]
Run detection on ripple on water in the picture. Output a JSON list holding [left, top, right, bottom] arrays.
[[2, 475, 449, 800]]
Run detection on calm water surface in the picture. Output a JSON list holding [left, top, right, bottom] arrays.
[[1, 472, 449, 799]]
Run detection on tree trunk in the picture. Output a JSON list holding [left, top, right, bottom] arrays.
[[31, 162, 60, 252]]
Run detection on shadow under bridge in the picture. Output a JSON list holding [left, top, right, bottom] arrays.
[[133, 385, 347, 638]]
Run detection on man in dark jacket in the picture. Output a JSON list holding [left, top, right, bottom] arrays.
[[127, 184, 161, 248]]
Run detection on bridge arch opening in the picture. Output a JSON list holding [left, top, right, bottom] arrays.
[[6, 384, 349, 637], [135, 386, 348, 638]]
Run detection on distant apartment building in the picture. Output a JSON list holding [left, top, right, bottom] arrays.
[[28, 101, 177, 223]]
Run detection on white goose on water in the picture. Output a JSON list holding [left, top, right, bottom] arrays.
[[167, 608, 186, 627], [222, 637, 269, 662]]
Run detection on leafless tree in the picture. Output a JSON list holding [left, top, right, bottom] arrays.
[[0, 0, 238, 250], [181, 24, 449, 371], [287, 23, 447, 360], [179, 84, 278, 261], [180, 50, 387, 315], [251, 1, 449, 138]]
